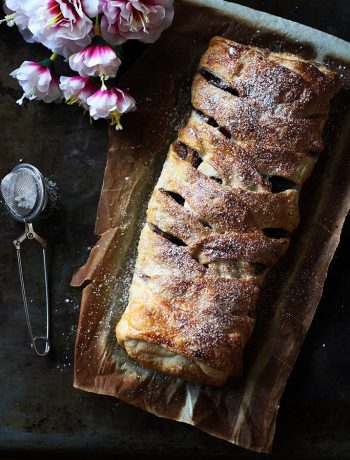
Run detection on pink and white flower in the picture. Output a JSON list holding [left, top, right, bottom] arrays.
[[2, 0, 40, 43], [101, 0, 174, 45], [59, 75, 99, 108], [68, 43, 121, 78], [87, 86, 136, 129], [26, 1, 96, 57], [10, 60, 62, 105]]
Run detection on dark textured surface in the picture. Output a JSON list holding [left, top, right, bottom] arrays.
[[0, 1, 349, 459]]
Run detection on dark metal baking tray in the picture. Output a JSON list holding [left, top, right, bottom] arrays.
[[0, 1, 349, 458]]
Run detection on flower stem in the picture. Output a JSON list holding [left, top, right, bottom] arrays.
[[115, 45, 123, 59], [50, 52, 58, 61], [94, 24, 101, 35], [94, 13, 101, 35]]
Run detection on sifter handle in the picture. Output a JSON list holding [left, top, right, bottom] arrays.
[[14, 222, 50, 357]]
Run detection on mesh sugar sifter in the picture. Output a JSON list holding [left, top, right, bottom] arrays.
[[1, 163, 51, 356]]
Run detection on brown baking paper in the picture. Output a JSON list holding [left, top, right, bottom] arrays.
[[71, 0, 350, 453]]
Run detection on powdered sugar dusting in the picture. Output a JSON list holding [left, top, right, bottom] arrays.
[[113, 37, 340, 384]]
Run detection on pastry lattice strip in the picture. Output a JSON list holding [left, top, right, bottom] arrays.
[[116, 37, 339, 386]]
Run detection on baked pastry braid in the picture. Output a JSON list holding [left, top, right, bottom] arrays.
[[116, 37, 340, 386]]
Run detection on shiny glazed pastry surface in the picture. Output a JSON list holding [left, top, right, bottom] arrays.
[[116, 37, 340, 387]]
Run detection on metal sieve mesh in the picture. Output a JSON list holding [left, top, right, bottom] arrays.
[[0, 164, 47, 222]]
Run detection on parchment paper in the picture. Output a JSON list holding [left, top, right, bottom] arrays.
[[71, 0, 350, 453]]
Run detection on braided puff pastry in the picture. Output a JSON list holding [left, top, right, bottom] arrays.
[[116, 37, 340, 387]]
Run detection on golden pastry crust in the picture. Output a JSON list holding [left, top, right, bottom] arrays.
[[116, 37, 340, 386]]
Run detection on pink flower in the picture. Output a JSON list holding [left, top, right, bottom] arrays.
[[10, 61, 62, 105], [59, 75, 99, 108], [87, 86, 136, 129], [26, 1, 96, 57], [68, 42, 121, 78], [101, 0, 174, 45]]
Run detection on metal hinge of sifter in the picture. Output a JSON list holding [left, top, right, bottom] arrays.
[[1, 163, 52, 357]]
